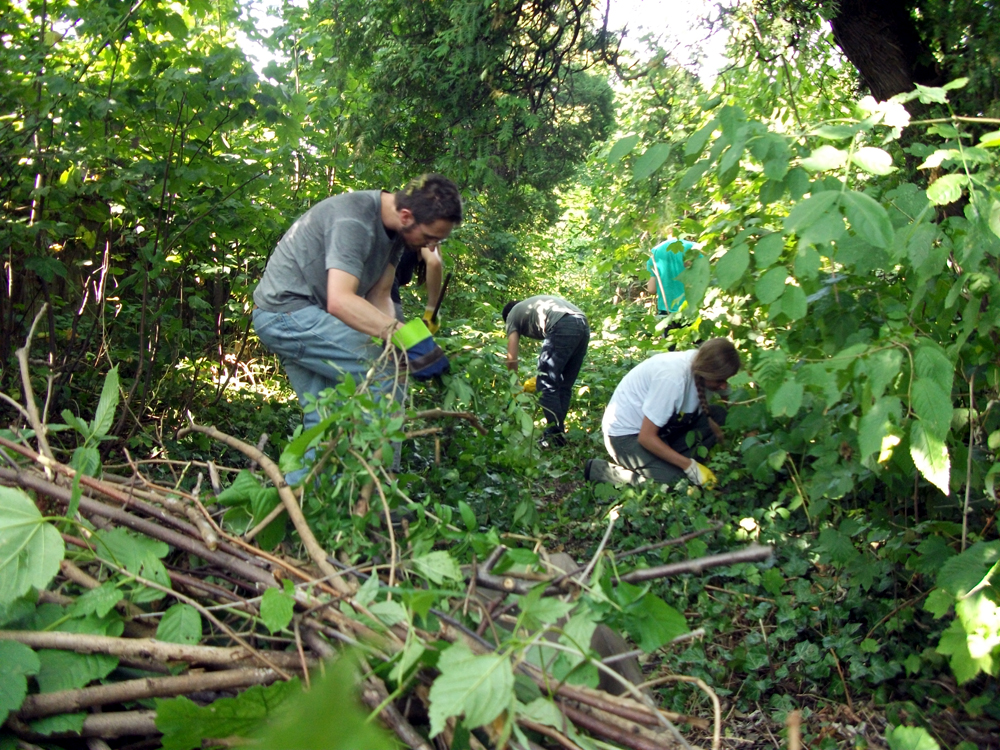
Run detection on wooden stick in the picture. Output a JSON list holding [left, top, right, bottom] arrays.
[[412, 408, 488, 435], [617, 523, 723, 560], [14, 304, 55, 462], [15, 669, 281, 719], [178, 420, 352, 595], [0, 631, 311, 669], [6, 710, 158, 740], [617, 545, 773, 584]]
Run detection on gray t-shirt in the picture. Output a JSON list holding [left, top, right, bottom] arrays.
[[505, 295, 585, 340], [253, 191, 404, 313]]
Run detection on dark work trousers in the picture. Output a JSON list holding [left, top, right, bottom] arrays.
[[592, 405, 727, 485], [536, 314, 590, 433]]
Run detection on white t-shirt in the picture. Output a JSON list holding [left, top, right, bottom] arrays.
[[602, 350, 701, 436]]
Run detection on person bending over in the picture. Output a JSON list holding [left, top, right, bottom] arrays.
[[503, 295, 590, 446], [586, 338, 740, 487], [252, 175, 462, 481]]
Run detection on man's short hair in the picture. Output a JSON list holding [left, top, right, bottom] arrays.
[[395, 174, 463, 225], [502, 300, 520, 322]]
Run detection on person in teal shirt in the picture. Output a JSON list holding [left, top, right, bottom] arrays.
[[647, 238, 695, 314]]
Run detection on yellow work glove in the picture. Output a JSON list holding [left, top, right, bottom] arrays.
[[522, 377, 536, 393], [684, 460, 717, 488], [422, 308, 440, 335]]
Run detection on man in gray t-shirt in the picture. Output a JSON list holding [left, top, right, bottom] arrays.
[[252, 175, 463, 446], [503, 295, 590, 445]]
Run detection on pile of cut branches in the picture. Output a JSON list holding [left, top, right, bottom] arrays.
[[0, 310, 774, 750]]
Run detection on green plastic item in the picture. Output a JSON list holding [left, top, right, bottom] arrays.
[[391, 318, 432, 349]]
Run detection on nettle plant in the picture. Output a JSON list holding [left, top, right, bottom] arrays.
[[607, 80, 1000, 684]]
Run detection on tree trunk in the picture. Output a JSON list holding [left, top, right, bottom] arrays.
[[828, 0, 940, 102]]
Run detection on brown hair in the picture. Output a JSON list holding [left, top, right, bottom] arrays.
[[691, 338, 741, 442], [394, 174, 463, 225]]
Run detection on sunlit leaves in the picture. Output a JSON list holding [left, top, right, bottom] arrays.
[[755, 267, 787, 304], [851, 147, 895, 175], [714, 244, 750, 289], [784, 191, 840, 234], [801, 144, 847, 171], [607, 134, 639, 163], [632, 143, 671, 181], [909, 422, 950, 495], [926, 174, 968, 205]]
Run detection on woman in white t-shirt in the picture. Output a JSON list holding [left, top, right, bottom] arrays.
[[586, 338, 741, 487]]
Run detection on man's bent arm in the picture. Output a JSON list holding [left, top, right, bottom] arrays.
[[366, 263, 398, 322], [506, 331, 520, 371], [327, 268, 400, 340]]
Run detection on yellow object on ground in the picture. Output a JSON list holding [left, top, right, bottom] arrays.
[[522, 377, 536, 393]]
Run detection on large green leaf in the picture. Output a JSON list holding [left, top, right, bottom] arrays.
[[157, 679, 302, 750], [886, 725, 940, 750], [0, 640, 40, 725], [851, 147, 896, 175], [607, 134, 639, 163], [412, 551, 463, 585], [865, 349, 903, 400], [926, 173, 967, 205], [841, 190, 894, 248], [770, 378, 803, 418], [755, 267, 788, 304], [259, 587, 295, 634], [859, 397, 901, 459], [157, 603, 204, 644], [936, 541, 1000, 598], [622, 594, 688, 652], [89, 365, 120, 440], [632, 142, 671, 181], [771, 284, 808, 321], [784, 190, 840, 235], [911, 379, 953, 439], [910, 421, 950, 495], [800, 144, 847, 171], [754, 233, 785, 267], [427, 641, 514, 737], [914, 345, 954, 395], [714, 244, 750, 289], [36, 650, 118, 693], [681, 254, 711, 310], [0, 486, 65, 605]]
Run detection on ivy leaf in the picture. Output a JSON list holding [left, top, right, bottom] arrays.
[[770, 378, 803, 418], [886, 725, 941, 750], [427, 641, 514, 737], [632, 142, 671, 181], [260, 587, 295, 633], [926, 173, 967, 205], [0, 640, 40, 725], [0, 486, 66, 605], [412, 551, 463, 585], [755, 267, 787, 304], [801, 144, 847, 172], [607, 134, 639, 163], [851, 147, 896, 175], [714, 244, 750, 290], [36, 650, 118, 692], [157, 603, 203, 644], [910, 421, 950, 496]]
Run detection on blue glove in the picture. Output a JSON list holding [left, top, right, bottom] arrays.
[[393, 319, 450, 381]]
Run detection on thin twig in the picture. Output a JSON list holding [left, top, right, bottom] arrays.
[[639, 674, 721, 750], [579, 505, 620, 582]]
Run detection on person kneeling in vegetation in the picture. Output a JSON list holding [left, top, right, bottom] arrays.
[[503, 295, 590, 447], [585, 338, 741, 487]]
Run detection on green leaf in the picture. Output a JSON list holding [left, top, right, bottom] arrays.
[[910, 421, 950, 495], [818, 527, 858, 565], [850, 147, 895, 175], [30, 712, 86, 736], [260, 588, 295, 633], [368, 600, 409, 627], [714, 244, 750, 289], [990, 199, 1000, 241], [216, 470, 264, 506], [89, 365, 119, 439], [412, 551, 463, 585], [428, 641, 514, 737], [622, 594, 688, 652], [926, 174, 968, 205], [770, 378, 803, 418], [458, 500, 477, 532], [801, 144, 847, 172], [935, 619, 984, 684], [865, 349, 903, 400], [841, 190, 894, 249], [0, 640, 40, 725], [859, 397, 901, 459], [157, 679, 302, 750], [813, 124, 858, 140], [69, 582, 123, 618], [754, 233, 785, 267], [70, 446, 101, 478], [36, 650, 118, 692], [93, 527, 168, 573], [911, 379, 953, 439], [632, 143, 671, 181], [773, 284, 807, 321], [681, 254, 711, 310], [684, 119, 717, 162], [886, 725, 941, 750], [755, 267, 787, 304], [607, 134, 639, 163], [676, 160, 710, 191], [936, 542, 1000, 598], [915, 346, 954, 395], [784, 191, 840, 235], [157, 603, 203, 644], [0, 486, 65, 605]]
